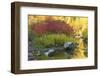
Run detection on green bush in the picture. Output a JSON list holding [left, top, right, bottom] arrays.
[[33, 34, 76, 49], [82, 28, 88, 39], [82, 28, 88, 46], [28, 31, 34, 41]]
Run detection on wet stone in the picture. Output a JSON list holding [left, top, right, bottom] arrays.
[[28, 41, 34, 60]]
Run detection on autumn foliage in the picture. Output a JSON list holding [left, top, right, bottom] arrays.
[[28, 15, 88, 59], [31, 20, 73, 35]]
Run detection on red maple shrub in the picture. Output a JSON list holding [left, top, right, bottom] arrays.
[[31, 20, 73, 35]]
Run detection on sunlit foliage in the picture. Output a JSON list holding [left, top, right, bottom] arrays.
[[28, 15, 88, 59]]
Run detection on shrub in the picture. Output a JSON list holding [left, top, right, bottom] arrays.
[[33, 34, 76, 49], [31, 20, 73, 36]]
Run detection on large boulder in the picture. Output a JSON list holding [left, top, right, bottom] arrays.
[[64, 42, 76, 54], [44, 48, 55, 57]]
